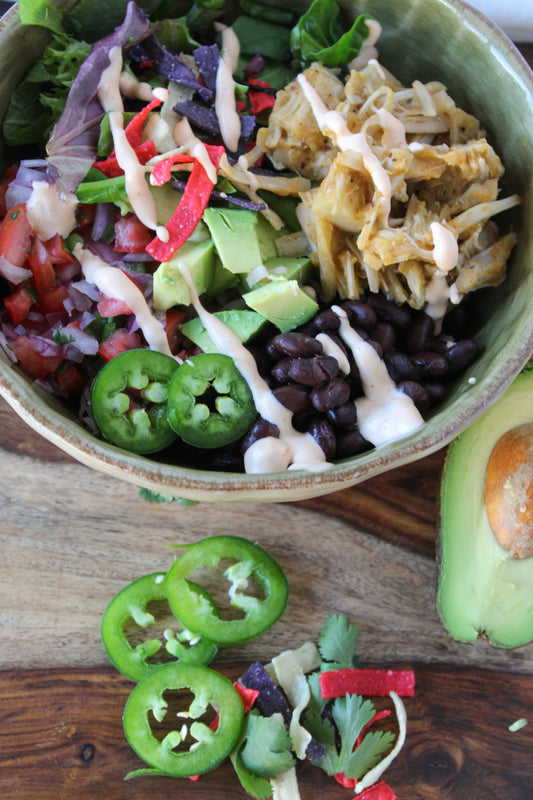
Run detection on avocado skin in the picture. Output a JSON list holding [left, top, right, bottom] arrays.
[[437, 364, 533, 648]]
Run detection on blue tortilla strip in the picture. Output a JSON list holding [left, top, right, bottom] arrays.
[[174, 99, 220, 138], [129, 34, 212, 102], [171, 178, 266, 211], [305, 737, 328, 760], [240, 662, 292, 726], [193, 44, 220, 93]]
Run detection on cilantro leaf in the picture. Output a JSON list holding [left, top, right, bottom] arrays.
[[239, 713, 295, 779], [318, 613, 361, 669], [138, 488, 176, 503], [311, 694, 393, 779], [343, 729, 396, 780]]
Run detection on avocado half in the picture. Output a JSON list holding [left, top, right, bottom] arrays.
[[437, 364, 533, 648]]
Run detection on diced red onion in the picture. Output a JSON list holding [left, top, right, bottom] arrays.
[[79, 311, 96, 330], [60, 323, 99, 356], [91, 202, 114, 241], [0, 255, 32, 285], [69, 279, 100, 302], [27, 334, 62, 357]]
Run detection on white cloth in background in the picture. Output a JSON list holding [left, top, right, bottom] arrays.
[[465, 0, 533, 42]]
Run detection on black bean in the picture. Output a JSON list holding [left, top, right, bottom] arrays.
[[341, 300, 377, 330], [384, 352, 421, 382], [241, 417, 279, 452], [410, 351, 450, 377], [311, 377, 351, 413], [424, 381, 447, 406], [397, 380, 430, 414], [308, 417, 336, 460], [270, 357, 294, 384], [292, 409, 313, 432], [272, 384, 311, 413], [403, 312, 434, 354], [288, 355, 339, 387], [367, 294, 412, 330], [370, 321, 395, 353], [269, 332, 323, 358], [327, 402, 358, 430], [312, 308, 341, 331], [441, 300, 474, 339], [445, 339, 480, 376], [335, 428, 372, 459]]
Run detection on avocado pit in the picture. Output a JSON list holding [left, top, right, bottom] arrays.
[[484, 422, 533, 559]]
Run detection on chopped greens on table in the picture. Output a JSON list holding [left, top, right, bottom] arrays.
[[0, 0, 520, 474], [101, 534, 415, 798]]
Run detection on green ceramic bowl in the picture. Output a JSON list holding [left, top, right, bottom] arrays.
[[0, 0, 532, 502]]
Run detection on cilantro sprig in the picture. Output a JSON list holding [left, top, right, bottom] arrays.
[[230, 712, 295, 798]]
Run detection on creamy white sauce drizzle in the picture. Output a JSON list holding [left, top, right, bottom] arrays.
[[333, 306, 424, 446], [97, 46, 167, 242], [177, 263, 330, 473], [297, 74, 392, 223], [119, 71, 153, 102], [348, 20, 382, 70], [377, 107, 407, 149], [173, 117, 217, 183], [26, 181, 78, 240], [237, 154, 259, 193], [316, 333, 351, 375], [74, 244, 174, 357], [431, 221, 458, 273], [214, 24, 241, 153]]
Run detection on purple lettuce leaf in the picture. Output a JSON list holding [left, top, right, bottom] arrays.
[[47, 1, 153, 195]]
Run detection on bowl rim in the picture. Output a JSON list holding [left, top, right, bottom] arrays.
[[1, 0, 533, 502]]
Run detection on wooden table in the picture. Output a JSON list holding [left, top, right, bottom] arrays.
[[1, 43, 533, 800]]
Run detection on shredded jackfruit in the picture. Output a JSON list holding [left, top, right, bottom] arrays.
[[257, 61, 520, 313]]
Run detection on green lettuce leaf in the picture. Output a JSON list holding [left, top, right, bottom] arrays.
[[290, 0, 373, 68]]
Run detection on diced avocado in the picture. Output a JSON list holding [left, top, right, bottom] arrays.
[[437, 364, 533, 648], [243, 277, 318, 333], [153, 239, 214, 310], [203, 207, 263, 274], [205, 256, 240, 297], [180, 310, 267, 352], [255, 213, 286, 260], [242, 256, 314, 291]]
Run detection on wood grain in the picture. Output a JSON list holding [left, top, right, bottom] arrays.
[[0, 666, 531, 800]]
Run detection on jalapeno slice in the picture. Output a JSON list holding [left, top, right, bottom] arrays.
[[166, 353, 256, 449], [165, 535, 289, 646], [91, 348, 179, 454], [101, 573, 218, 682], [123, 662, 244, 777]]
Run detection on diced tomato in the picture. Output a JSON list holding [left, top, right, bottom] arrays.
[[44, 233, 76, 267], [75, 204, 96, 228], [28, 238, 56, 294], [164, 308, 188, 354], [56, 363, 86, 396], [114, 213, 153, 253], [97, 292, 133, 317], [37, 284, 70, 315], [12, 336, 63, 380], [4, 284, 33, 325], [356, 781, 397, 800], [0, 203, 32, 267], [98, 329, 142, 362]]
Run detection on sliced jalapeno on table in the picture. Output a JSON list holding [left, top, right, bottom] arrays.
[[91, 348, 179, 454], [165, 535, 289, 646], [123, 661, 244, 777], [101, 572, 218, 682], [167, 353, 256, 449]]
